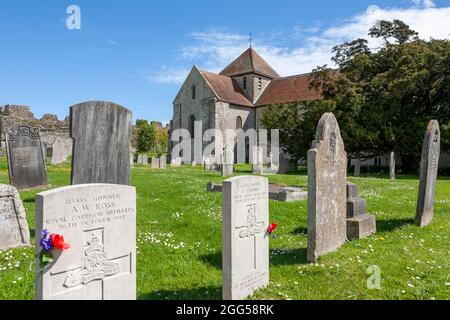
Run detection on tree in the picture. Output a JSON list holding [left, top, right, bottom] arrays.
[[136, 120, 156, 154], [262, 20, 450, 171]]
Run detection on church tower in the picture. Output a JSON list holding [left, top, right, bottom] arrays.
[[219, 48, 280, 104]]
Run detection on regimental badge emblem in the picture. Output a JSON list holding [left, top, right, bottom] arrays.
[[237, 204, 266, 238], [63, 233, 120, 288]]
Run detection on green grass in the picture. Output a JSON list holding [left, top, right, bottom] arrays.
[[0, 160, 449, 300]]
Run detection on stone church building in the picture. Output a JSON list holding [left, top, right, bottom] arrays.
[[171, 48, 322, 163]]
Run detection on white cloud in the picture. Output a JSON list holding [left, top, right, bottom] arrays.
[[150, 2, 450, 84]]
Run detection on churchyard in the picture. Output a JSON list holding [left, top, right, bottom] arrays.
[[0, 158, 448, 300]]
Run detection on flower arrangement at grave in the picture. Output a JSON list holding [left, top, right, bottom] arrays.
[[37, 229, 70, 268], [267, 223, 278, 238]]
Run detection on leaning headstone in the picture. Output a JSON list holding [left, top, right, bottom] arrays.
[[389, 152, 395, 180], [70, 101, 132, 185], [35, 184, 136, 300], [0, 184, 30, 250], [415, 120, 440, 227], [5, 126, 48, 190], [222, 176, 269, 300], [252, 146, 263, 174], [307, 113, 347, 263], [221, 146, 234, 177], [346, 182, 376, 240], [151, 158, 159, 169], [51, 138, 67, 165], [159, 155, 167, 169]]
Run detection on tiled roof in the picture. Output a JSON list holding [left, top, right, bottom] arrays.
[[200, 70, 253, 107], [255, 73, 322, 106], [220, 48, 280, 79]]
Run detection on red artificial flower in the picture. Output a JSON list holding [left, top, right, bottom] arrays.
[[267, 223, 278, 235], [50, 234, 71, 250]]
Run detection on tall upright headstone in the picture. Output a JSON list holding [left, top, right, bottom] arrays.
[[222, 176, 269, 300], [307, 113, 347, 263], [222, 145, 234, 177], [252, 146, 263, 174], [389, 152, 395, 180], [151, 158, 159, 169], [70, 101, 132, 185], [51, 138, 67, 165], [5, 126, 48, 190], [354, 158, 361, 177], [35, 184, 136, 300], [159, 155, 167, 169], [0, 184, 30, 250], [142, 154, 148, 165], [415, 120, 440, 227]]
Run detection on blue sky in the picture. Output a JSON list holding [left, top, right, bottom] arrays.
[[0, 0, 449, 124]]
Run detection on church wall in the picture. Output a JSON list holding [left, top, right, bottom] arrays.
[[172, 68, 216, 162]]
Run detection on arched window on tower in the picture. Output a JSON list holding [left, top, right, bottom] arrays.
[[236, 116, 243, 130], [188, 115, 196, 138]]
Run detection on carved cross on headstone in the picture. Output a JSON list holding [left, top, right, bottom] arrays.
[[235, 204, 266, 270]]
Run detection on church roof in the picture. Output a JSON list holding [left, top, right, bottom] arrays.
[[220, 48, 280, 79], [200, 70, 253, 107], [255, 73, 323, 106]]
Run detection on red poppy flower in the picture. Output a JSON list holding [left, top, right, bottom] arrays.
[[267, 223, 278, 234], [50, 234, 71, 250]]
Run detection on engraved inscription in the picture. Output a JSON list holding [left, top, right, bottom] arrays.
[[236, 204, 265, 238], [12, 147, 40, 168]]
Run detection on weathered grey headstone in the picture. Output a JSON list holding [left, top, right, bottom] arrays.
[[170, 158, 182, 167], [137, 154, 143, 164], [5, 126, 48, 190], [346, 182, 376, 240], [159, 155, 167, 169], [142, 154, 148, 165], [389, 152, 395, 180], [0, 184, 30, 250], [151, 158, 159, 169], [35, 184, 136, 300], [51, 138, 67, 165], [70, 101, 132, 185], [307, 113, 347, 263], [278, 151, 297, 174], [130, 153, 134, 166], [222, 146, 234, 177], [222, 176, 269, 300], [415, 120, 440, 227], [252, 146, 263, 174], [354, 158, 361, 177]]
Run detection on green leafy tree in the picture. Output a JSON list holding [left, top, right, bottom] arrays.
[[136, 120, 156, 154]]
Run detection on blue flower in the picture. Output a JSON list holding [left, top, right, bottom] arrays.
[[40, 230, 53, 251]]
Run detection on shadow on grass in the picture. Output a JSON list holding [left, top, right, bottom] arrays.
[[139, 286, 222, 300], [292, 226, 307, 235], [376, 218, 415, 232], [200, 247, 308, 269], [21, 196, 36, 204]]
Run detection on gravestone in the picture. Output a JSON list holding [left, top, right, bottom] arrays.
[[307, 113, 347, 263], [222, 146, 234, 177], [151, 158, 159, 169], [70, 101, 132, 185], [354, 158, 361, 177], [416, 120, 440, 227], [389, 152, 395, 180], [0, 184, 30, 250], [137, 154, 143, 164], [142, 154, 148, 165], [252, 146, 263, 174], [5, 126, 48, 190], [222, 176, 269, 300], [346, 182, 376, 240], [51, 138, 67, 165], [278, 151, 297, 174], [159, 155, 167, 169], [35, 184, 136, 300], [170, 158, 182, 167], [130, 153, 134, 166]]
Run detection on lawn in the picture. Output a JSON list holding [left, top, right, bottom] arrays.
[[0, 159, 449, 300]]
